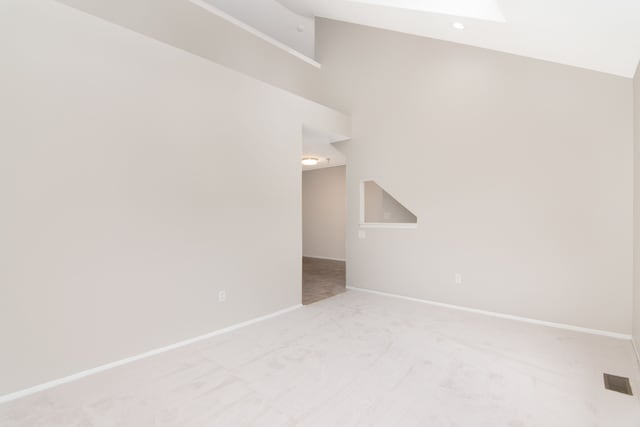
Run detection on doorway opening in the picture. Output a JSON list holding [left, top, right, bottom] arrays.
[[301, 127, 347, 305]]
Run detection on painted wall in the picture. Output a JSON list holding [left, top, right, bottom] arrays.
[[634, 61, 640, 348], [54, 0, 319, 100], [0, 0, 348, 396], [201, 0, 315, 59], [314, 19, 634, 334], [302, 166, 346, 260]]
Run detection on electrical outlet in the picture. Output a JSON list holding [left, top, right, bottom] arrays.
[[218, 290, 226, 302], [455, 274, 462, 285]]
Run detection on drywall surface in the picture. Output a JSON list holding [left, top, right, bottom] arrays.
[[0, 0, 348, 396], [314, 19, 634, 334], [54, 0, 319, 100], [302, 166, 346, 260], [201, 0, 315, 59], [634, 61, 640, 347]]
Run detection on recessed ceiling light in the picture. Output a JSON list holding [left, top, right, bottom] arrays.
[[453, 22, 465, 30], [302, 157, 319, 166]]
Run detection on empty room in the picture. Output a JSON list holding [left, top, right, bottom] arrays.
[[2, 0, 640, 425]]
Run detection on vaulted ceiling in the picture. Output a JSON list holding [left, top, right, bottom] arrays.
[[211, 0, 640, 77]]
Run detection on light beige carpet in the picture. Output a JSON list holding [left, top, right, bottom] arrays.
[[1, 290, 639, 426]]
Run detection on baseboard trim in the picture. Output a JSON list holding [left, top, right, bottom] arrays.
[[303, 255, 346, 262], [0, 304, 303, 405], [346, 286, 632, 340], [632, 339, 640, 367]]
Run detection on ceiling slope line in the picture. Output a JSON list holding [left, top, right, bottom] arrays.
[[189, 0, 322, 68]]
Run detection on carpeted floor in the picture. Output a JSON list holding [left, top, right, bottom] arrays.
[[2, 290, 639, 426]]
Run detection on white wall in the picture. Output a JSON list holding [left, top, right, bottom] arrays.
[[54, 0, 319, 100], [634, 61, 640, 348], [201, 0, 315, 59], [302, 166, 346, 260], [0, 0, 348, 397], [314, 19, 634, 334]]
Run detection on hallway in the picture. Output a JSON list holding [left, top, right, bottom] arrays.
[[302, 257, 345, 305]]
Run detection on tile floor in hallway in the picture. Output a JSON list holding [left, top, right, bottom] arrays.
[[1, 290, 639, 426], [302, 257, 345, 305]]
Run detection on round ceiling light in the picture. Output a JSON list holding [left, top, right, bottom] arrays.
[[301, 157, 319, 166], [452, 22, 465, 30]]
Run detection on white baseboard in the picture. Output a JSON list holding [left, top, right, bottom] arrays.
[[303, 255, 346, 262], [346, 286, 632, 341], [0, 304, 303, 405], [632, 338, 640, 367]]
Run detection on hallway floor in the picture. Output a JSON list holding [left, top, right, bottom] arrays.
[[302, 257, 345, 305], [2, 290, 639, 426]]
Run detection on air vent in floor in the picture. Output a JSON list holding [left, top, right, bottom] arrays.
[[603, 373, 633, 395]]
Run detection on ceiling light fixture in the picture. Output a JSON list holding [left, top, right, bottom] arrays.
[[301, 157, 319, 166], [453, 22, 465, 30]]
